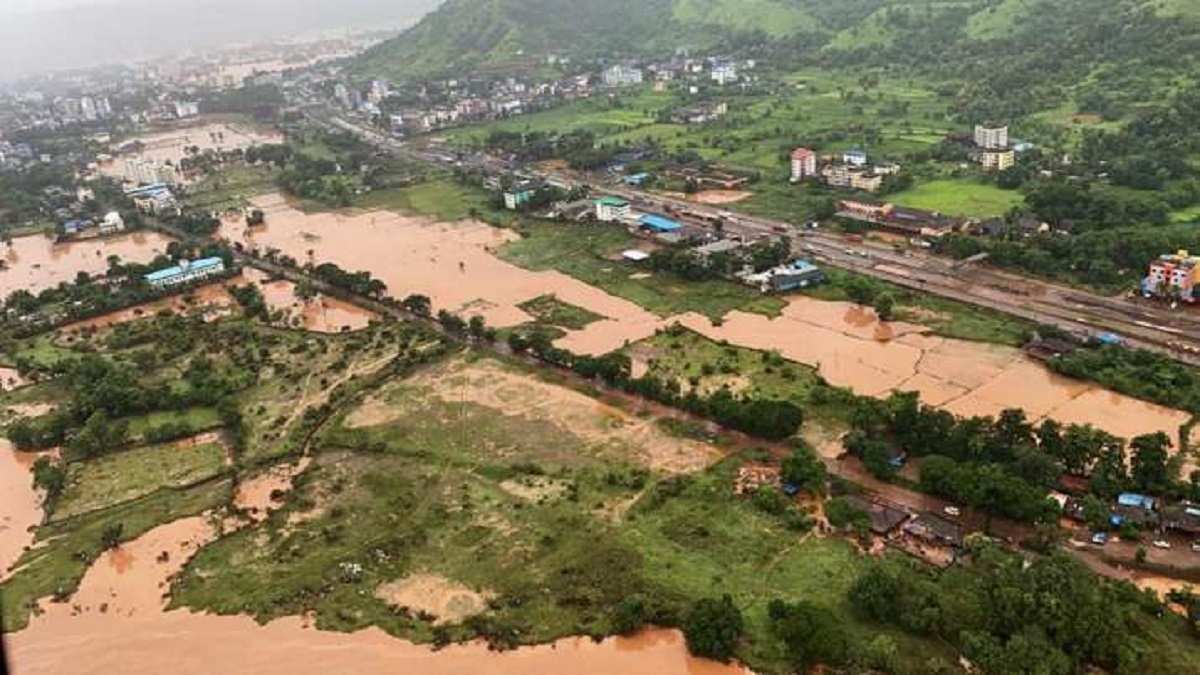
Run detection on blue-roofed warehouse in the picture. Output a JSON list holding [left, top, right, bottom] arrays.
[[144, 257, 227, 288], [640, 214, 683, 233]]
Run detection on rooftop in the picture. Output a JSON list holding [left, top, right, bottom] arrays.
[[640, 214, 683, 232], [596, 196, 629, 207]]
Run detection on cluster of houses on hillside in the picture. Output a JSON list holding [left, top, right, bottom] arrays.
[[790, 147, 901, 193]]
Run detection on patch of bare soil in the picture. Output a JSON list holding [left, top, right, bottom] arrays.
[[375, 574, 495, 626]]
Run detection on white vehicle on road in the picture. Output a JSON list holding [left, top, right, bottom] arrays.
[[943, 506, 961, 517], [1153, 540, 1171, 550]]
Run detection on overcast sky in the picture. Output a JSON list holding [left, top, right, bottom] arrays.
[[0, 0, 438, 79], [2, 0, 113, 14]]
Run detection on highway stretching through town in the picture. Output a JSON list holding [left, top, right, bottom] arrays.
[[295, 97, 1200, 366]]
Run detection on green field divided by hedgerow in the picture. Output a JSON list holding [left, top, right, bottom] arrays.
[[53, 439, 228, 521]]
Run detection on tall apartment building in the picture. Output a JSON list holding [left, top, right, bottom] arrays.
[[974, 123, 1009, 149], [790, 147, 818, 182]]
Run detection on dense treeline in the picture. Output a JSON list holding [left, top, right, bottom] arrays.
[[849, 546, 1195, 675], [6, 321, 252, 458], [847, 391, 1181, 522], [1048, 345, 1200, 415]]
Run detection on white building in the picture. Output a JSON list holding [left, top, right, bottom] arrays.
[[602, 65, 643, 88], [595, 196, 632, 222], [174, 101, 200, 119], [981, 149, 1016, 171], [99, 211, 125, 235], [711, 62, 738, 85], [121, 158, 180, 186], [974, 123, 1009, 149]]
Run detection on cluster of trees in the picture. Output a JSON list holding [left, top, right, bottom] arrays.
[[311, 262, 387, 299], [1048, 344, 1200, 415], [938, 221, 1200, 291], [0, 164, 78, 228], [847, 391, 1180, 522], [7, 347, 249, 461], [849, 546, 1184, 674], [484, 128, 625, 170], [507, 325, 804, 441]]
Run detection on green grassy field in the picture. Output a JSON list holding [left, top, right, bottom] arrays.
[[890, 179, 1024, 218], [498, 222, 785, 321], [54, 440, 228, 520], [356, 179, 499, 222], [124, 407, 223, 441], [517, 294, 605, 330], [625, 325, 860, 429], [186, 165, 279, 212]]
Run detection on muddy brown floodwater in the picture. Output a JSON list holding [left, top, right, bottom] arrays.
[[220, 195, 1191, 449], [0, 231, 176, 300], [0, 440, 48, 581]]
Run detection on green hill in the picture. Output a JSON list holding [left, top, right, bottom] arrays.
[[355, 0, 1200, 99]]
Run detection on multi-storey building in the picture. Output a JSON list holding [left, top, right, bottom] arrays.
[[1143, 251, 1199, 303], [790, 147, 818, 182]]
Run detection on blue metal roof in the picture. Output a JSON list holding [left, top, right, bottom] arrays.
[[145, 265, 184, 283], [144, 257, 223, 283], [640, 214, 682, 232]]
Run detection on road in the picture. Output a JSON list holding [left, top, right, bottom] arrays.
[[292, 97, 1200, 365]]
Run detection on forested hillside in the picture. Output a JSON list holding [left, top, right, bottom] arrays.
[[356, 0, 1200, 92]]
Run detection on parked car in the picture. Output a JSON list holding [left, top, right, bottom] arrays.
[[1091, 532, 1109, 546], [1153, 540, 1172, 550], [1192, 540, 1200, 552], [943, 506, 961, 517]]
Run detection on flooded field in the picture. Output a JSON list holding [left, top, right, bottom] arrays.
[[0, 231, 175, 299], [0, 441, 47, 581], [222, 195, 666, 333], [676, 299, 1191, 444], [219, 195, 1191, 446], [108, 121, 282, 170]]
